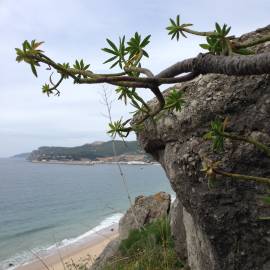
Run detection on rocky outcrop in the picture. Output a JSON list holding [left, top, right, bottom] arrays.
[[119, 191, 171, 239], [136, 26, 270, 270], [90, 238, 121, 270], [91, 192, 171, 270]]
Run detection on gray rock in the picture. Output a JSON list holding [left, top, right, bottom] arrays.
[[183, 207, 220, 270], [119, 192, 171, 239], [170, 198, 187, 261], [136, 25, 270, 270], [90, 192, 171, 269], [90, 238, 121, 270]]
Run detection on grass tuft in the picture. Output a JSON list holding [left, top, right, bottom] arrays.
[[104, 217, 184, 270]]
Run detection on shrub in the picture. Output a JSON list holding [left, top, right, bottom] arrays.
[[104, 218, 184, 270]]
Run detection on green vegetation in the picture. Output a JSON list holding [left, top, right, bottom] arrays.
[[202, 118, 270, 186], [104, 218, 184, 270], [28, 140, 148, 161], [15, 15, 270, 191], [13, 14, 270, 269], [15, 15, 270, 138], [65, 258, 90, 270]]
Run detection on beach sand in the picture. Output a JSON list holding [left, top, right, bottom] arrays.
[[16, 225, 118, 270]]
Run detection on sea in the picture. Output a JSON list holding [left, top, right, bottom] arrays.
[[0, 158, 174, 270]]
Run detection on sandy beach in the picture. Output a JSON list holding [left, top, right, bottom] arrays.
[[16, 225, 118, 270]]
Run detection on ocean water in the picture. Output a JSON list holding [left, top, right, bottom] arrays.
[[0, 158, 174, 269]]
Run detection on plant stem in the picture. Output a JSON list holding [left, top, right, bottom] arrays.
[[220, 131, 270, 157], [234, 34, 270, 49], [214, 169, 270, 185], [258, 216, 270, 221], [132, 94, 151, 112], [180, 27, 215, 37], [102, 88, 141, 230]]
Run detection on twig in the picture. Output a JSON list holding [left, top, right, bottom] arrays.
[[29, 249, 51, 270], [52, 235, 67, 270], [102, 87, 141, 230]]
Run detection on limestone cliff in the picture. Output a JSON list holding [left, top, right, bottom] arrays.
[[136, 26, 270, 270]]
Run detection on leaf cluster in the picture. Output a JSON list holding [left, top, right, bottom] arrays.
[[15, 40, 44, 77], [42, 83, 53, 96], [127, 32, 150, 60], [199, 23, 254, 55], [166, 15, 192, 41], [73, 59, 90, 71], [164, 89, 185, 112], [41, 82, 61, 97], [102, 33, 150, 69], [116, 86, 136, 105], [73, 59, 90, 79], [107, 118, 130, 138], [58, 62, 70, 79], [15, 16, 266, 143], [200, 23, 231, 55], [204, 118, 228, 152], [115, 86, 149, 114]]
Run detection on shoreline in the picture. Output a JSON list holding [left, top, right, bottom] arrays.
[[30, 160, 159, 166], [0, 159, 169, 270], [15, 224, 119, 270]]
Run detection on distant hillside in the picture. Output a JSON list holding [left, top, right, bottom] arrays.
[[28, 141, 150, 162], [11, 152, 31, 159]]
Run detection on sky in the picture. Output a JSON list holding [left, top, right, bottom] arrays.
[[0, 0, 269, 157]]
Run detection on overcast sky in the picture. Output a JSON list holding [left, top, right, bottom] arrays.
[[0, 0, 269, 157]]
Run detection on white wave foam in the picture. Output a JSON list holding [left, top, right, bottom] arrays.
[[47, 212, 123, 250], [171, 193, 176, 202], [0, 250, 34, 270], [0, 213, 123, 270]]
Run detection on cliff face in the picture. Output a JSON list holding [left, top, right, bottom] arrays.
[[136, 26, 270, 270]]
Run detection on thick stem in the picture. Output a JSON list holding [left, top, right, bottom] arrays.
[[124, 66, 154, 77], [27, 52, 270, 87], [149, 85, 165, 112], [158, 52, 270, 78], [157, 72, 198, 84], [156, 57, 195, 78], [195, 53, 270, 75]]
